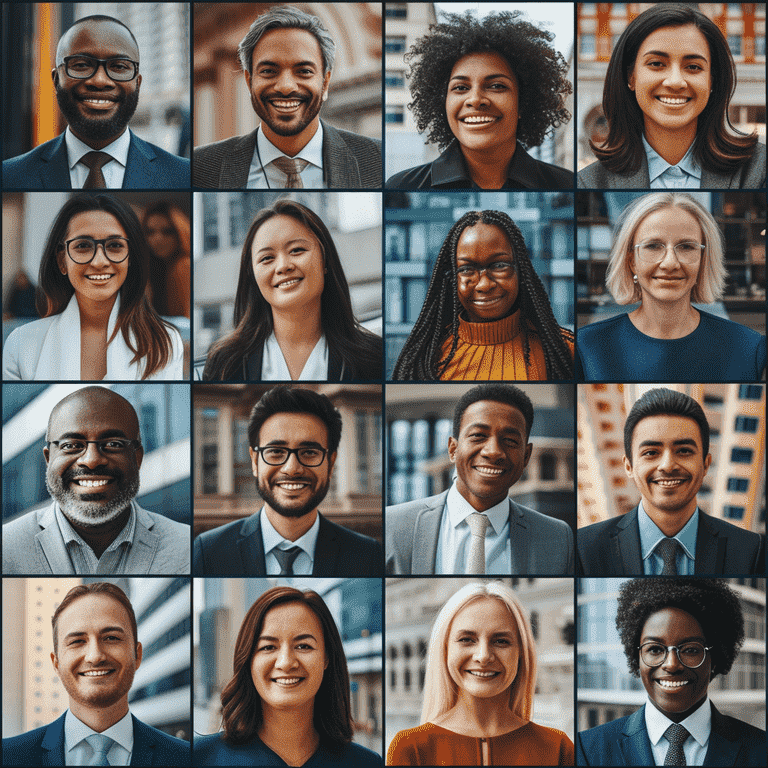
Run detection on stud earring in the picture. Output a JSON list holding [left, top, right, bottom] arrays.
[[633, 274, 638, 283]]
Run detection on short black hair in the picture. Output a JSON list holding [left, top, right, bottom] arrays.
[[64, 15, 139, 51], [247, 386, 342, 454], [624, 388, 710, 465], [452, 384, 534, 439], [616, 578, 744, 678]]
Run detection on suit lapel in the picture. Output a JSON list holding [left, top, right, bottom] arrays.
[[40, 713, 67, 767], [614, 508, 644, 575], [321, 122, 360, 188], [124, 507, 160, 574], [694, 513, 724, 574], [39, 135, 73, 190], [123, 134, 157, 188], [312, 514, 338, 576], [703, 704, 742, 767], [238, 513, 267, 575], [35, 505, 73, 574], [701, 167, 731, 189], [221, 130, 259, 187], [130, 716, 155, 766], [412, 495, 445, 574], [619, 706, 655, 767], [507, 500, 530, 572]]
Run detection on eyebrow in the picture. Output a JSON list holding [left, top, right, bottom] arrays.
[[457, 251, 512, 261], [641, 50, 709, 62], [53, 430, 131, 441], [262, 439, 326, 449], [255, 238, 312, 255], [254, 59, 318, 69], [63, 627, 127, 641], [454, 629, 516, 638], [258, 633, 318, 642], [636, 438, 698, 449], [642, 635, 706, 644], [463, 421, 523, 436], [449, 73, 513, 82]]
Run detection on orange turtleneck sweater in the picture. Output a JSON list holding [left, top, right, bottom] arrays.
[[439, 312, 573, 381]]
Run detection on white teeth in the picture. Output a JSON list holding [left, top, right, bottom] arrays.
[[83, 99, 114, 105], [657, 97, 689, 105], [273, 677, 302, 685], [462, 116, 496, 124], [82, 670, 111, 676], [655, 479, 685, 487], [474, 467, 503, 475], [277, 278, 301, 288], [277, 483, 307, 490], [86, 275, 113, 281], [76, 479, 110, 487], [468, 670, 498, 677], [272, 100, 301, 108], [657, 679, 690, 688]]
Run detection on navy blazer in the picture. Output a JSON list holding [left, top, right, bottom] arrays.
[[577, 506, 765, 576], [576, 703, 766, 766], [2, 713, 191, 767], [2, 132, 190, 189], [193, 511, 384, 576]]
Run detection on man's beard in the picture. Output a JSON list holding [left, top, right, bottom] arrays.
[[46, 465, 140, 528], [56, 83, 139, 143], [257, 475, 330, 518], [251, 90, 323, 137]]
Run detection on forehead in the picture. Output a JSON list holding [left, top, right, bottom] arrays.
[[634, 207, 702, 240], [452, 597, 517, 632], [252, 215, 318, 251], [66, 210, 127, 239], [252, 27, 324, 67], [631, 414, 703, 452], [641, 606, 704, 639], [58, 593, 132, 633], [49, 392, 139, 439], [637, 23, 710, 57], [60, 21, 138, 59], [459, 399, 526, 435], [258, 412, 329, 445], [261, 601, 324, 637], [457, 223, 513, 256], [450, 51, 516, 81]]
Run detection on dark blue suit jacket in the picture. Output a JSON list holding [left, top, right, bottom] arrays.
[[2, 132, 190, 189], [193, 511, 384, 576], [576, 704, 766, 766], [2, 713, 191, 767]]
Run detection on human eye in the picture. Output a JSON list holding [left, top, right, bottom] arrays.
[[257, 643, 276, 652], [640, 449, 658, 458], [257, 253, 274, 265], [677, 241, 700, 253], [643, 241, 665, 252], [299, 448, 321, 460], [109, 60, 131, 72], [59, 441, 85, 453], [290, 246, 308, 255], [296, 642, 315, 650], [106, 238, 126, 250], [68, 57, 93, 72], [101, 440, 128, 452], [644, 643, 665, 658], [487, 81, 507, 90], [71, 238, 93, 251], [457, 265, 476, 276], [263, 447, 287, 461], [450, 83, 469, 92]]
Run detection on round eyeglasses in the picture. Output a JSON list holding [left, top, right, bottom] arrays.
[[634, 241, 705, 264], [61, 55, 139, 82], [455, 261, 516, 282], [253, 446, 328, 467], [638, 641, 712, 669], [48, 439, 142, 457], [63, 237, 130, 264]]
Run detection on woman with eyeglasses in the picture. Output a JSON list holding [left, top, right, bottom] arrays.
[[391, 210, 573, 381], [577, 192, 766, 381], [2, 194, 184, 380], [577, 578, 765, 767]]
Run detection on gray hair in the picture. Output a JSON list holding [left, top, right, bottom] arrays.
[[238, 6, 335, 75]]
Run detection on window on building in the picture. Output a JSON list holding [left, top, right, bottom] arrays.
[[540, 453, 557, 481], [385, 36, 407, 54], [579, 33, 596, 56], [727, 477, 749, 492], [735, 416, 759, 432], [385, 3, 407, 18], [403, 643, 412, 659], [386, 105, 405, 124], [530, 610, 539, 640], [200, 304, 221, 333], [390, 670, 396, 689], [587, 708, 599, 728], [202, 194, 219, 251], [385, 70, 405, 88], [731, 447, 754, 463], [140, 403, 158, 452], [724, 505, 745, 520], [738, 385, 762, 400], [728, 35, 742, 57], [404, 668, 411, 690]]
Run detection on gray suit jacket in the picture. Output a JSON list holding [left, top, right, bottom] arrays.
[[192, 121, 382, 189], [2, 502, 190, 575], [578, 142, 766, 189], [386, 490, 573, 575]]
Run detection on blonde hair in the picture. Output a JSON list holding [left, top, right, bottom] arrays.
[[605, 193, 726, 305], [420, 582, 537, 725]]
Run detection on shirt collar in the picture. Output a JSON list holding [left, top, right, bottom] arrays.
[[257, 123, 324, 169], [638, 500, 698, 562], [55, 500, 137, 552], [65, 708, 134, 754], [64, 126, 131, 169], [643, 134, 701, 183], [644, 697, 712, 748], [446, 481, 509, 535], [260, 506, 320, 560]]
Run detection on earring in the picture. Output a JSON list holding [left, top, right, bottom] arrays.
[[633, 275, 638, 283]]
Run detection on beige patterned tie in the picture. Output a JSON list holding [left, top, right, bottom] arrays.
[[272, 156, 309, 188], [466, 513, 490, 574], [80, 151, 112, 188]]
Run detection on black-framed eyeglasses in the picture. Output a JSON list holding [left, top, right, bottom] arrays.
[[61, 55, 139, 81], [455, 261, 516, 282], [47, 439, 142, 457], [63, 237, 130, 264], [638, 641, 712, 669], [253, 446, 329, 467]]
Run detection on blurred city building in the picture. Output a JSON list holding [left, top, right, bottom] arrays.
[[193, 2, 382, 147], [577, 577, 766, 730], [385, 191, 575, 376], [193, 384, 382, 542], [193, 577, 382, 753], [577, 383, 766, 532], [386, 383, 575, 530], [577, 3, 766, 170], [385, 577, 574, 750], [192, 191, 382, 361], [2, 383, 191, 525]]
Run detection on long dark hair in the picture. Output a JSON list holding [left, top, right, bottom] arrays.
[[220, 586, 353, 747], [202, 200, 381, 381], [591, 3, 757, 174], [37, 193, 175, 379], [392, 210, 573, 380]]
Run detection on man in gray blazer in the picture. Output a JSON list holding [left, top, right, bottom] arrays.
[[2, 387, 189, 575], [386, 384, 573, 575], [193, 6, 381, 189]]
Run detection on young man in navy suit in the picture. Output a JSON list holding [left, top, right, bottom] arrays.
[[2, 582, 190, 766]]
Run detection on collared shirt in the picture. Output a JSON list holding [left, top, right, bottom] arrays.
[[643, 135, 702, 189], [435, 481, 510, 574], [262, 332, 328, 380], [247, 124, 325, 189], [260, 506, 319, 575], [645, 697, 711, 766], [65, 126, 131, 189], [65, 709, 133, 766], [638, 501, 697, 575], [55, 501, 137, 575]]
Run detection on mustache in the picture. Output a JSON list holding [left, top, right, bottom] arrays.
[[62, 467, 123, 483], [262, 92, 308, 102]]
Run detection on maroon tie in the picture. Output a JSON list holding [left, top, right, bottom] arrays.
[[80, 151, 112, 189]]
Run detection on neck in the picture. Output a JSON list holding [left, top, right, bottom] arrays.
[[70, 125, 127, 152], [264, 505, 317, 541], [651, 693, 707, 724], [643, 122, 696, 166], [271, 305, 323, 347], [629, 302, 699, 339], [66, 505, 131, 559], [443, 691, 524, 736], [459, 142, 515, 189], [69, 697, 129, 733], [642, 500, 697, 537], [75, 292, 119, 331], [261, 119, 319, 158], [258, 703, 319, 765]]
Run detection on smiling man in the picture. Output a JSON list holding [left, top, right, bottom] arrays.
[[578, 388, 765, 576], [193, 6, 381, 189], [386, 383, 573, 575], [2, 386, 190, 575], [2, 582, 190, 766], [2, 15, 189, 190], [193, 385, 383, 576]]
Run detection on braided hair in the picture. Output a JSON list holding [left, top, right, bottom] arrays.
[[392, 210, 573, 381]]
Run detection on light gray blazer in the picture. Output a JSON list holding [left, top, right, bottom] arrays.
[[578, 141, 766, 189], [2, 502, 190, 575], [385, 490, 574, 575]]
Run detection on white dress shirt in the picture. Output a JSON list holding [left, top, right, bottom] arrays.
[[638, 501, 697, 576], [260, 507, 320, 575], [645, 697, 711, 766], [65, 709, 133, 766], [262, 332, 328, 380], [247, 124, 325, 188], [65, 127, 131, 189], [643, 134, 702, 189]]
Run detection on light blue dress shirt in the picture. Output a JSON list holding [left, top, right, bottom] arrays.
[[643, 134, 702, 188], [260, 507, 319, 575], [638, 501, 697, 575], [645, 696, 711, 766], [247, 124, 325, 188], [65, 126, 131, 189], [65, 709, 133, 766]]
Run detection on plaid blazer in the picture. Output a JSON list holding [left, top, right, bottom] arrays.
[[192, 121, 382, 189]]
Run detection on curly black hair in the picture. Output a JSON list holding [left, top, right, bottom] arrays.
[[391, 210, 574, 381], [616, 578, 745, 678], [405, 10, 572, 152]]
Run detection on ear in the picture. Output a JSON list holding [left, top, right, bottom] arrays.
[[327, 450, 337, 475], [628, 70, 635, 91], [51, 651, 59, 674], [322, 69, 331, 101], [43, 445, 51, 465], [134, 445, 144, 471], [448, 436, 457, 463], [135, 641, 143, 669], [57, 247, 68, 276], [623, 454, 633, 477], [523, 442, 533, 468], [703, 452, 712, 475], [249, 446, 259, 478], [244, 69, 252, 92], [52, 68, 59, 86]]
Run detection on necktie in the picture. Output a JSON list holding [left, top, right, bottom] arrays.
[[273, 545, 302, 575], [655, 537, 680, 575], [663, 722, 689, 765], [80, 151, 112, 189], [86, 733, 113, 766], [466, 513, 490, 574], [272, 156, 309, 188]]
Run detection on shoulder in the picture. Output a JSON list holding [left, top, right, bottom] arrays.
[[519, 721, 574, 751], [324, 125, 381, 156], [319, 514, 381, 550], [132, 135, 189, 169], [195, 514, 255, 552], [3, 723, 48, 763], [741, 141, 766, 186], [701, 511, 762, 541], [3, 320, 52, 379], [388, 723, 442, 751], [577, 160, 613, 188], [192, 732, 249, 763], [3, 137, 59, 170], [512, 500, 570, 534], [387, 493, 445, 519], [194, 133, 254, 159], [522, 153, 574, 188], [326, 741, 383, 767], [578, 715, 631, 748], [579, 512, 628, 541], [140, 506, 190, 534], [714, 709, 766, 743], [386, 163, 432, 189], [135, 718, 190, 759], [698, 311, 763, 343], [3, 507, 44, 535], [578, 313, 629, 341]]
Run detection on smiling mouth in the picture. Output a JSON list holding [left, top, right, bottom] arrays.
[[471, 296, 503, 306], [275, 277, 302, 289], [656, 679, 690, 689], [473, 466, 504, 476], [652, 478, 688, 487], [460, 115, 498, 125], [73, 478, 113, 488], [80, 669, 114, 677], [269, 99, 304, 112], [86, 274, 114, 282], [272, 676, 304, 686], [275, 481, 310, 491], [656, 96, 691, 105], [467, 670, 500, 678]]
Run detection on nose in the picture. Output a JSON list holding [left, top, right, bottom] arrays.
[[281, 450, 303, 474], [464, 83, 488, 107], [473, 639, 494, 663], [84, 62, 115, 89], [661, 646, 684, 673], [480, 435, 504, 459], [77, 442, 106, 468], [274, 69, 298, 94], [658, 244, 682, 269], [84, 637, 107, 664], [657, 448, 677, 472], [90, 243, 111, 267], [274, 252, 295, 273], [663, 64, 686, 89], [276, 643, 297, 669]]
